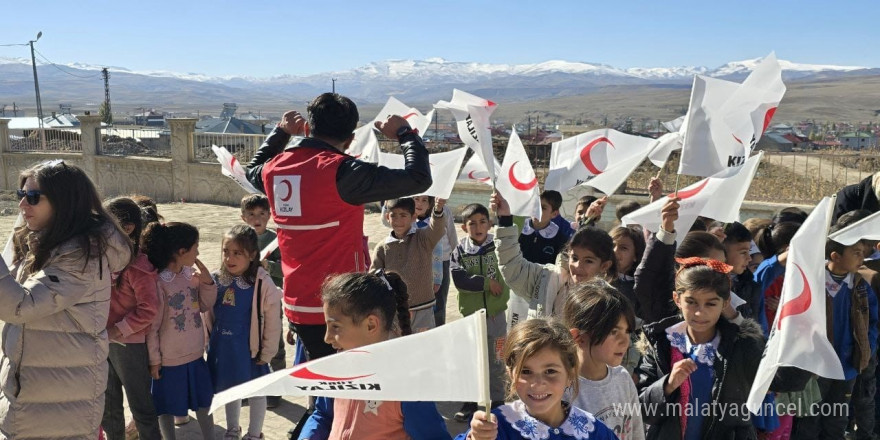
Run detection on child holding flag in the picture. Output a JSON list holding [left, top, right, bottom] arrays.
[[459, 318, 618, 440], [450, 203, 509, 422], [491, 192, 618, 318], [636, 258, 765, 439], [298, 271, 450, 440]]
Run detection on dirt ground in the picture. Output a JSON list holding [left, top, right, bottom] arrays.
[[0, 204, 473, 439]]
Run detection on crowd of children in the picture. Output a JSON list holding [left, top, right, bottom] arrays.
[[48, 165, 880, 439]]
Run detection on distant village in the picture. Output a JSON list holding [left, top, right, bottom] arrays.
[[2, 102, 878, 152]]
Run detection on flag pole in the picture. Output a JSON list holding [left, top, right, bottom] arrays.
[[475, 309, 493, 420]]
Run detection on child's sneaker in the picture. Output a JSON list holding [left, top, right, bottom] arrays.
[[173, 415, 190, 426], [223, 426, 242, 440], [453, 402, 478, 422], [242, 434, 263, 440]]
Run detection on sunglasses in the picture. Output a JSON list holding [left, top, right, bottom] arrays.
[[16, 189, 42, 206]]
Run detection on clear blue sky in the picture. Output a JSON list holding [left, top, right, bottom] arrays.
[[1, 0, 877, 77]]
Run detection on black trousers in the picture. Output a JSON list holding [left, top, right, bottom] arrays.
[[792, 377, 857, 440], [290, 322, 336, 360]]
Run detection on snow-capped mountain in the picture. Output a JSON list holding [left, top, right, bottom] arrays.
[[0, 55, 875, 109]]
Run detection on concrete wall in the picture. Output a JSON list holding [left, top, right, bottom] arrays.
[[0, 117, 249, 205], [0, 116, 813, 220]]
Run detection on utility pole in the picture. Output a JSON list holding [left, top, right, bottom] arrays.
[[101, 67, 112, 125], [332, 78, 337, 93], [28, 31, 45, 149]]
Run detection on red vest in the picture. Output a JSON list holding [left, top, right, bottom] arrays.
[[262, 146, 366, 324]]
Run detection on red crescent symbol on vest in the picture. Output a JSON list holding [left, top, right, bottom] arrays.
[[777, 263, 812, 330], [667, 179, 709, 200], [580, 137, 615, 175], [280, 180, 293, 202], [468, 170, 490, 182], [508, 161, 537, 191]]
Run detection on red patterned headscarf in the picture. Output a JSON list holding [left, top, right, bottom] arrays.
[[675, 257, 733, 275]]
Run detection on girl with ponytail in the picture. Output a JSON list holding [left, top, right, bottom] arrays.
[[298, 270, 452, 439]]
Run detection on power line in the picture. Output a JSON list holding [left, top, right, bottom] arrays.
[[0, 43, 28, 47], [32, 48, 100, 79]]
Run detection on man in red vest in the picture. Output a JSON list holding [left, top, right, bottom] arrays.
[[246, 92, 431, 362]]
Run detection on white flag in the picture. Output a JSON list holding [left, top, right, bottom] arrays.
[[545, 129, 657, 193], [378, 147, 468, 199], [747, 197, 844, 414], [260, 237, 279, 262], [211, 310, 489, 413], [1, 214, 24, 270], [679, 53, 785, 177], [435, 89, 498, 181], [677, 75, 742, 177], [623, 151, 763, 232], [458, 154, 501, 187], [496, 132, 541, 219], [345, 124, 380, 163], [212, 145, 261, 194], [374, 96, 435, 136], [721, 52, 786, 155], [829, 209, 880, 245]]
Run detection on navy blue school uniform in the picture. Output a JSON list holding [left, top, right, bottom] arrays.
[[207, 276, 271, 392]]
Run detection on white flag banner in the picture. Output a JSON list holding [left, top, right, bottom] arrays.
[[623, 151, 763, 232], [545, 129, 657, 193], [829, 209, 880, 245], [374, 96, 435, 136], [212, 145, 261, 194], [648, 132, 683, 168], [458, 154, 501, 187], [747, 197, 844, 414], [345, 124, 380, 163], [435, 89, 497, 181], [721, 52, 786, 156], [678, 75, 742, 177], [378, 147, 468, 199], [496, 132, 541, 219], [679, 53, 785, 178], [662, 116, 686, 133], [260, 238, 279, 261], [585, 142, 657, 196], [211, 310, 489, 413], [1, 213, 24, 270]]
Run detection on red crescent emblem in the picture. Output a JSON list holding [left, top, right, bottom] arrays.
[[777, 263, 812, 330], [289, 366, 374, 381], [508, 161, 537, 191], [667, 179, 709, 200], [580, 137, 615, 175], [468, 170, 490, 182], [280, 180, 293, 202], [230, 156, 239, 167], [487, 100, 496, 107], [761, 107, 777, 136], [732, 134, 743, 145], [402, 112, 418, 120]]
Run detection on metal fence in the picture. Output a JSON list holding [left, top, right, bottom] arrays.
[[100, 127, 171, 157], [193, 132, 265, 163], [7, 128, 83, 152]]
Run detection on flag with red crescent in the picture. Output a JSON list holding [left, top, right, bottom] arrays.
[[679, 52, 785, 178], [495, 131, 541, 219], [377, 147, 468, 199], [212, 145, 261, 194], [746, 197, 844, 414], [374, 96, 435, 135], [458, 154, 502, 186], [622, 151, 763, 233], [209, 310, 490, 413], [545, 128, 656, 194], [345, 123, 380, 163], [434, 89, 498, 181]]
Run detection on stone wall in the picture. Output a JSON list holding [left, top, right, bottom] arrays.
[[0, 117, 249, 205]]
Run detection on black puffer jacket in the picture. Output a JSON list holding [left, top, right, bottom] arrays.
[[636, 315, 765, 440], [832, 173, 880, 223]]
